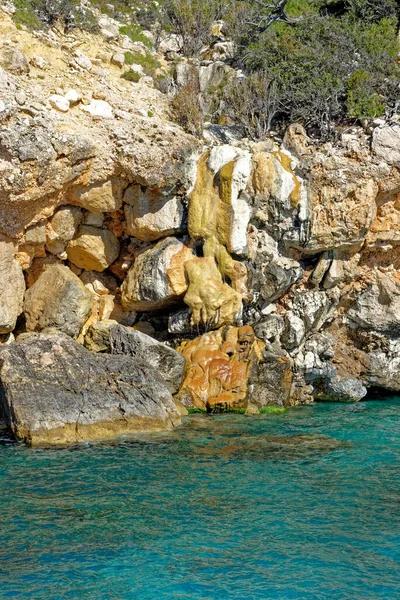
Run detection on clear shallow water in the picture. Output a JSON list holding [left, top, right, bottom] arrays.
[[0, 399, 399, 600]]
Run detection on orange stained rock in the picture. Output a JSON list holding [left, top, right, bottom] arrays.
[[176, 326, 264, 412]]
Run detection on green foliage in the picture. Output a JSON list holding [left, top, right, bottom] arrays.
[[119, 24, 153, 48], [161, 0, 230, 56], [13, 0, 42, 28], [347, 70, 385, 118], [226, 0, 400, 137], [124, 51, 135, 65], [187, 407, 207, 414], [12, 0, 98, 30], [121, 69, 141, 82], [123, 51, 160, 76]]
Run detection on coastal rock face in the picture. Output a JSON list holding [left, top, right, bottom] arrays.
[[0, 237, 25, 334], [0, 333, 181, 445], [121, 237, 194, 311], [24, 265, 93, 338], [2, 8, 400, 413], [110, 325, 185, 394]]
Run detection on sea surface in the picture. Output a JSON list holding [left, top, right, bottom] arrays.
[[0, 398, 399, 600]]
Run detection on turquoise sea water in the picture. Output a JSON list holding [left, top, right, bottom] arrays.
[[0, 398, 399, 600]]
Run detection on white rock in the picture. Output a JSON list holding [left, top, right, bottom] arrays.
[[0, 100, 5, 112], [74, 54, 92, 71], [65, 89, 81, 105], [30, 55, 47, 69], [111, 52, 125, 68], [49, 94, 70, 113], [81, 100, 113, 119]]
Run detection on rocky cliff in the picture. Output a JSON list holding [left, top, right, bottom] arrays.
[[1, 7, 400, 442]]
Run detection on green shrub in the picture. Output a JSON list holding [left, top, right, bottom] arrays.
[[13, 0, 42, 28], [123, 51, 160, 76], [347, 70, 385, 119], [124, 51, 135, 65], [119, 24, 153, 48], [121, 69, 141, 82]]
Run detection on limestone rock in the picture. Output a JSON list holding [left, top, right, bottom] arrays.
[[46, 205, 82, 255], [121, 237, 193, 311], [124, 185, 186, 241], [109, 324, 185, 394], [49, 94, 70, 112], [372, 124, 400, 167], [347, 272, 400, 336], [0, 237, 25, 334], [184, 257, 243, 328], [67, 226, 120, 272], [67, 179, 126, 213], [0, 46, 29, 75], [250, 348, 295, 408], [24, 264, 93, 338], [81, 100, 113, 118], [177, 326, 264, 411], [251, 230, 303, 306], [0, 332, 181, 445]]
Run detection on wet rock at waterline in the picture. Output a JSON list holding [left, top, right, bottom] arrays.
[[0, 333, 181, 446]]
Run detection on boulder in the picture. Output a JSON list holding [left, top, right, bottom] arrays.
[[24, 264, 93, 338], [347, 272, 400, 336], [0, 333, 181, 445], [124, 185, 186, 241], [121, 237, 193, 311], [66, 225, 120, 272], [67, 179, 126, 213], [0, 237, 25, 334], [372, 124, 400, 167], [109, 324, 185, 394], [0, 46, 29, 75], [81, 100, 113, 118], [46, 205, 82, 255]]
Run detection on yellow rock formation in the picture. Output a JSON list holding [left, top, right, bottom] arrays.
[[185, 150, 251, 326]]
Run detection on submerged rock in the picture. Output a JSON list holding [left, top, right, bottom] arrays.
[[0, 333, 181, 445]]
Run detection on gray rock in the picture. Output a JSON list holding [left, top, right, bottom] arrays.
[[24, 264, 93, 338], [0, 46, 29, 75], [109, 324, 185, 394], [0, 236, 25, 334], [0, 332, 181, 445], [249, 347, 294, 408], [250, 231, 303, 307], [347, 272, 400, 336], [372, 124, 400, 167]]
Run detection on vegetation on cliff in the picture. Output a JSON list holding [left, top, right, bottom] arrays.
[[12, 0, 400, 138]]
